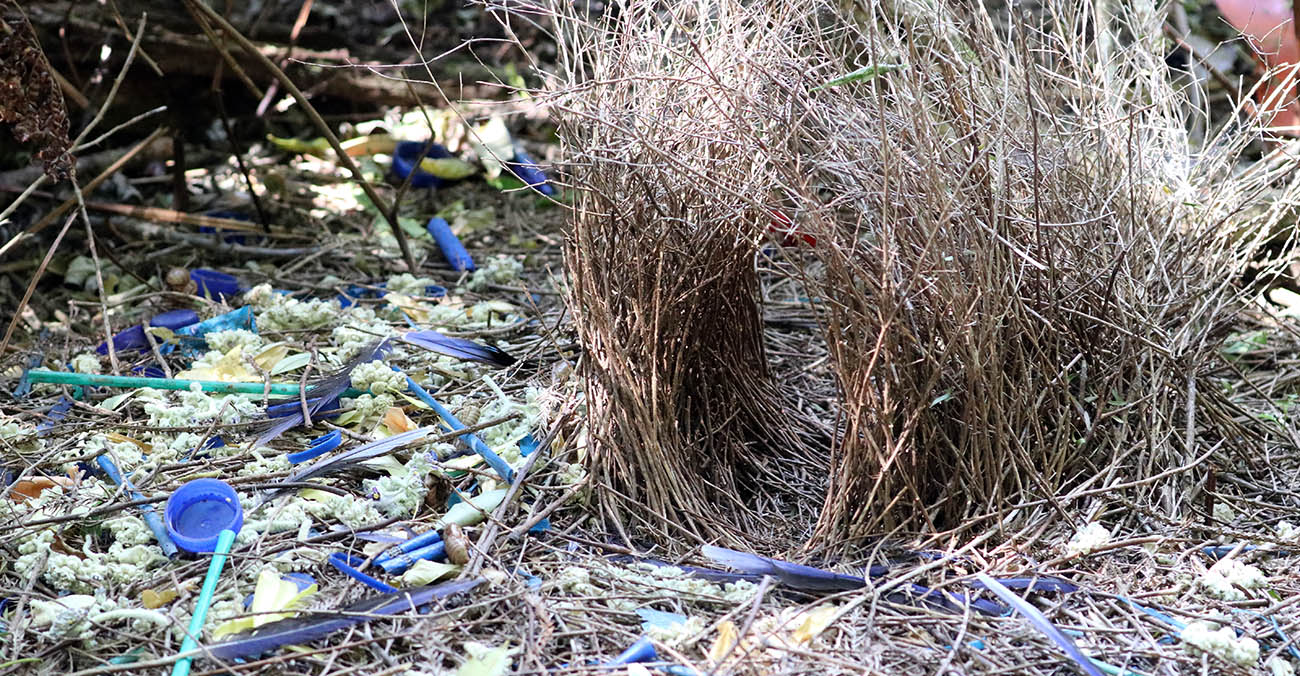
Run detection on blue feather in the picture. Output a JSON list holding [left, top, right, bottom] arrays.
[[254, 339, 391, 446], [971, 576, 1078, 594], [402, 330, 515, 367], [208, 579, 482, 660], [700, 546, 867, 593], [974, 574, 1104, 676], [278, 427, 442, 486]]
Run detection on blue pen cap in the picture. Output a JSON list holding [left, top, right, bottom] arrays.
[[190, 269, 241, 300], [165, 479, 243, 554]]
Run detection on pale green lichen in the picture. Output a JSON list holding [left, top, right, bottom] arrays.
[[468, 255, 523, 291], [205, 329, 263, 354], [363, 451, 435, 518], [70, 352, 102, 375], [387, 273, 440, 296], [349, 360, 406, 395]]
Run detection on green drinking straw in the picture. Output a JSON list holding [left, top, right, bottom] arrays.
[[171, 528, 236, 676], [25, 369, 365, 398]]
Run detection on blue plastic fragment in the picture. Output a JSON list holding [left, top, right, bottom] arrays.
[[606, 636, 657, 666], [201, 210, 253, 245], [375, 541, 446, 575], [96, 309, 200, 355], [36, 397, 74, 433], [403, 374, 513, 482], [96, 455, 178, 558], [503, 146, 556, 196], [328, 552, 398, 593], [519, 434, 541, 456], [636, 609, 687, 632], [390, 141, 454, 189], [287, 429, 343, 464], [191, 269, 242, 299], [375, 530, 443, 566], [426, 217, 475, 271], [175, 307, 256, 351]]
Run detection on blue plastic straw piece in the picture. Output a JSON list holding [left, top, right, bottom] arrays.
[[425, 217, 475, 271], [374, 531, 443, 567], [95, 455, 178, 558], [376, 541, 447, 575], [400, 372, 514, 482]]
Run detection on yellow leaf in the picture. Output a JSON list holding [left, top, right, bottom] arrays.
[[419, 156, 479, 180], [253, 342, 290, 371], [266, 134, 332, 158], [399, 559, 461, 586], [707, 620, 739, 665], [384, 293, 432, 324], [270, 352, 311, 375], [341, 133, 396, 157], [140, 588, 177, 609], [791, 604, 838, 644], [176, 346, 258, 382], [212, 569, 317, 638]]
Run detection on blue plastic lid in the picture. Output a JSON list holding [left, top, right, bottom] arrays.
[[165, 479, 243, 554], [391, 141, 454, 189], [190, 269, 241, 300]]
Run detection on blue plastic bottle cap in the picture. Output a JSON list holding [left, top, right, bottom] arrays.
[[190, 269, 241, 299], [165, 479, 244, 554]]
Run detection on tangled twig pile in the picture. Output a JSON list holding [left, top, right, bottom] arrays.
[[549, 0, 1300, 547]]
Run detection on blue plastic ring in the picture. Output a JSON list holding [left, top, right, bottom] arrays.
[[287, 429, 343, 464], [328, 552, 397, 593]]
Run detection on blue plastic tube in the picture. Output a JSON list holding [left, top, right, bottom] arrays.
[[402, 373, 513, 482], [95, 455, 178, 558], [426, 217, 474, 271]]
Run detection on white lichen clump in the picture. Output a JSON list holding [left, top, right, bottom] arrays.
[[349, 360, 406, 394], [364, 452, 436, 518], [1199, 559, 1266, 601], [205, 329, 263, 353], [1268, 657, 1297, 676], [70, 352, 102, 374], [387, 273, 440, 296], [1066, 522, 1111, 556], [468, 255, 523, 291], [245, 283, 339, 331], [1180, 620, 1259, 667]]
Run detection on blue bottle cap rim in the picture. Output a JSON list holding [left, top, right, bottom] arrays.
[[164, 478, 243, 554]]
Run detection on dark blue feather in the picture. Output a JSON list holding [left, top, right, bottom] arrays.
[[402, 330, 515, 367], [700, 546, 867, 593], [970, 576, 1078, 594], [974, 574, 1104, 676], [208, 578, 482, 660], [503, 146, 556, 196], [254, 340, 391, 446], [279, 427, 442, 487]]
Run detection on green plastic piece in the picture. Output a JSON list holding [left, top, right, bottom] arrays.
[[25, 370, 365, 399], [171, 528, 236, 676]]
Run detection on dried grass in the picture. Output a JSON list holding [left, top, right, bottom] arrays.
[[544, 0, 1300, 547], [548, 0, 828, 546]]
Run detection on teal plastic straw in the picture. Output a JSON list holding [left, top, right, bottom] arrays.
[[26, 369, 365, 398], [171, 529, 236, 676]]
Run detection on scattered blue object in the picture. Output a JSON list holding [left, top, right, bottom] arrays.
[[36, 397, 74, 433], [376, 541, 446, 575], [637, 609, 688, 633], [174, 306, 256, 354], [503, 146, 556, 197], [403, 330, 514, 367], [391, 141, 454, 189], [375, 530, 442, 567], [95, 455, 178, 558], [606, 636, 657, 666], [402, 373, 514, 482], [190, 269, 242, 300], [286, 429, 343, 464], [96, 309, 199, 355], [970, 576, 1078, 594], [425, 217, 474, 271], [165, 479, 243, 554], [201, 210, 253, 245], [328, 552, 397, 593]]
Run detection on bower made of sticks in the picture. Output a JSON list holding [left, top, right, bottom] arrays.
[[551, 0, 1292, 548]]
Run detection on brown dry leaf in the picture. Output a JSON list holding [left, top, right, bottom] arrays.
[[10, 476, 73, 502], [382, 406, 418, 434], [443, 523, 470, 565], [0, 0, 73, 181]]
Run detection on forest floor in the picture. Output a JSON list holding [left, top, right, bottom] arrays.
[[5, 1, 1300, 675]]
